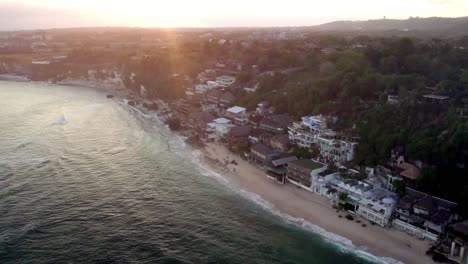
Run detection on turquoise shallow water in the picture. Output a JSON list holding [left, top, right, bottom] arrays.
[[0, 81, 380, 264]]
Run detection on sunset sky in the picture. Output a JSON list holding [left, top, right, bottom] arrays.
[[0, 0, 467, 30]]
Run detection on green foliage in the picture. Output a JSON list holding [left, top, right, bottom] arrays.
[[339, 193, 348, 202], [392, 180, 406, 195]]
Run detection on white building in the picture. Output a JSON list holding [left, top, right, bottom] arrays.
[[215, 75, 236, 87], [225, 106, 248, 125], [207, 118, 235, 139], [316, 135, 358, 165], [288, 115, 329, 148], [329, 178, 372, 211], [357, 188, 398, 227]]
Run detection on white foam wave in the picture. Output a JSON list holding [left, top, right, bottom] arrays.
[[51, 114, 68, 126], [103, 147, 127, 155], [188, 149, 402, 264]]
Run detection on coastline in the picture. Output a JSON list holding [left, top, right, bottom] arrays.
[[196, 142, 435, 264], [3, 79, 434, 263]]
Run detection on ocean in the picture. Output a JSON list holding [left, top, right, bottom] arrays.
[[0, 81, 383, 264]]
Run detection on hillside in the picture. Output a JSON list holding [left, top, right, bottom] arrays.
[[311, 16, 468, 37]]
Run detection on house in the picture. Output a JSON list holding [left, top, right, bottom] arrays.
[[190, 112, 215, 131], [387, 95, 399, 104], [205, 89, 223, 104], [266, 156, 298, 183], [448, 220, 468, 264], [248, 115, 263, 127], [225, 106, 248, 125], [219, 92, 236, 107], [287, 159, 324, 189], [393, 188, 458, 241], [357, 188, 398, 227], [31, 42, 52, 53], [227, 125, 252, 146], [207, 118, 235, 140], [269, 134, 289, 152], [249, 143, 279, 166], [397, 162, 421, 181], [329, 178, 372, 212], [248, 129, 273, 145], [215, 75, 236, 87], [311, 168, 337, 196], [260, 113, 290, 133]]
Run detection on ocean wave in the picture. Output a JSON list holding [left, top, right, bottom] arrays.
[[188, 150, 401, 264]]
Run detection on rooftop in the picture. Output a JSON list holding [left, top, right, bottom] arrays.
[[290, 159, 324, 170], [271, 156, 298, 167], [213, 118, 231, 124], [226, 106, 246, 114], [251, 143, 275, 156], [423, 94, 450, 100]]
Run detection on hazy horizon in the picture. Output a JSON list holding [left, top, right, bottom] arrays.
[[0, 0, 467, 30]]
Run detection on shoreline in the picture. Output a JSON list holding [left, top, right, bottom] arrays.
[[196, 142, 435, 264], [2, 80, 434, 263]]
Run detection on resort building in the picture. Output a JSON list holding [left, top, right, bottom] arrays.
[[316, 135, 358, 165], [225, 106, 249, 125], [249, 143, 279, 166], [287, 159, 324, 190], [357, 188, 398, 227], [266, 156, 298, 184], [288, 115, 329, 148], [393, 188, 458, 241], [288, 115, 358, 165]]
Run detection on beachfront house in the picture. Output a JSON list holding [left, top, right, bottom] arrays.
[[225, 106, 249, 125], [248, 129, 273, 145], [249, 143, 279, 166], [448, 220, 468, 264], [311, 168, 338, 196], [189, 111, 215, 132], [266, 156, 298, 184], [226, 125, 252, 147], [269, 134, 290, 152], [287, 159, 324, 190], [260, 113, 290, 133], [393, 188, 458, 241], [329, 178, 372, 212], [357, 188, 398, 227], [207, 118, 235, 140]]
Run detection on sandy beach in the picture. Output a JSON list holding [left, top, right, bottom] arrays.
[[200, 142, 434, 264]]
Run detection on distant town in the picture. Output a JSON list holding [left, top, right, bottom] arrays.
[[0, 21, 467, 263]]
